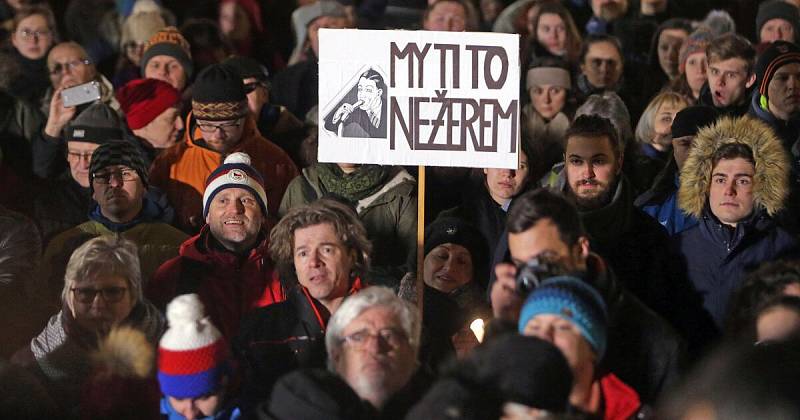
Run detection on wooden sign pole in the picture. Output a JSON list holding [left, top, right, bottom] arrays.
[[416, 165, 425, 314]]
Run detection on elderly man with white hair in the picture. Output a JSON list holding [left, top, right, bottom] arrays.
[[262, 286, 431, 419]]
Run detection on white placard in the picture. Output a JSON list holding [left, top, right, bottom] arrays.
[[318, 29, 520, 169]]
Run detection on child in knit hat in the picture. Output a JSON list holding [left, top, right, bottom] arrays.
[[158, 294, 240, 420]]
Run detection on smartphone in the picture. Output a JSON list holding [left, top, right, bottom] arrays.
[[61, 81, 101, 108]]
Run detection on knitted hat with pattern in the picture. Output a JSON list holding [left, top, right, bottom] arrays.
[[192, 64, 248, 121], [88, 140, 149, 193], [158, 294, 229, 399], [518, 276, 608, 359], [202, 152, 268, 218], [140, 26, 193, 80]]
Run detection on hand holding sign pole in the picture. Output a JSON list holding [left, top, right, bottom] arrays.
[[318, 28, 520, 310]]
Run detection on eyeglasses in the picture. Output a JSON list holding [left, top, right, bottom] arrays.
[[197, 119, 243, 133], [71, 286, 128, 304], [49, 59, 91, 75], [342, 328, 409, 350], [92, 168, 139, 184], [17, 28, 52, 40], [66, 150, 94, 162], [243, 81, 268, 94]]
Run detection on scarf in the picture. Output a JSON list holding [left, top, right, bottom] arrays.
[[316, 163, 389, 203]]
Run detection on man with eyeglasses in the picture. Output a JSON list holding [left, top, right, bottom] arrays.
[[39, 140, 187, 311], [33, 42, 121, 180], [263, 286, 427, 419], [224, 55, 305, 166], [150, 64, 298, 234], [32, 103, 122, 244]]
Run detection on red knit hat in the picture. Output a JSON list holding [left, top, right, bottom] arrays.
[[117, 78, 180, 130]]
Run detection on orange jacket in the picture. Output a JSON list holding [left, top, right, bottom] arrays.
[[150, 113, 299, 233]]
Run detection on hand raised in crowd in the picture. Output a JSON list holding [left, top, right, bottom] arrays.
[[44, 87, 77, 138], [491, 262, 523, 322]]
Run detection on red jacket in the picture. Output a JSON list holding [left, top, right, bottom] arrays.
[[600, 373, 642, 420], [147, 226, 285, 340]]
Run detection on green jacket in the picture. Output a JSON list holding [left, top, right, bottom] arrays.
[[40, 220, 188, 310], [279, 165, 417, 289]]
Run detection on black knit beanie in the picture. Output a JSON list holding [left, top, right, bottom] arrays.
[[756, 41, 800, 99], [424, 216, 489, 286], [89, 141, 149, 193], [671, 105, 719, 138], [191, 64, 248, 121], [65, 103, 124, 144], [756, 1, 800, 42]]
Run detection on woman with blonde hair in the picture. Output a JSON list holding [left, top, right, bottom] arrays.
[[635, 91, 688, 163]]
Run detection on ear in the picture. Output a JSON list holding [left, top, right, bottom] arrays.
[[577, 236, 590, 258], [746, 72, 757, 89]]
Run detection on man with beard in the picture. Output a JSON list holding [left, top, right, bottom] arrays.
[[551, 114, 675, 324], [698, 33, 756, 117], [147, 152, 285, 341], [39, 140, 187, 312]]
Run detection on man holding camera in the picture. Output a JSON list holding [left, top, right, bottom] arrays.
[[490, 188, 684, 404]]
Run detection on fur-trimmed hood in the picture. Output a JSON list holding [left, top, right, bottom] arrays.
[[678, 116, 790, 218]]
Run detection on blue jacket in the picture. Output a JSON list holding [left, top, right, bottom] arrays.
[[635, 158, 697, 235], [673, 208, 800, 328]]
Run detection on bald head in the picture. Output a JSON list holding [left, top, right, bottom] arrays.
[[47, 42, 96, 89]]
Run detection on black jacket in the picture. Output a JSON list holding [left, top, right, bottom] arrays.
[[270, 58, 318, 119], [32, 172, 93, 246], [235, 285, 340, 414]]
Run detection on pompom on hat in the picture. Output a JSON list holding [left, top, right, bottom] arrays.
[[158, 294, 229, 399], [202, 152, 268, 218]]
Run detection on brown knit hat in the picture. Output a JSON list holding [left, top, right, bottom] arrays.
[[191, 64, 248, 121], [140, 26, 193, 79], [679, 28, 714, 74]]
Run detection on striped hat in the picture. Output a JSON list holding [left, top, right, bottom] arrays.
[[89, 141, 149, 193], [158, 294, 229, 399], [202, 152, 268, 218], [756, 41, 800, 100], [518, 276, 608, 359]]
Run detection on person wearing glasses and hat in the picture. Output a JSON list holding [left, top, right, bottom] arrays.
[[150, 64, 298, 234], [39, 140, 187, 311], [11, 236, 165, 412]]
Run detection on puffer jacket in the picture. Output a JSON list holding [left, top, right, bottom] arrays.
[[675, 115, 799, 328], [279, 164, 417, 289], [634, 157, 698, 235], [235, 280, 365, 415], [147, 226, 285, 341], [149, 113, 298, 234], [39, 199, 187, 311]]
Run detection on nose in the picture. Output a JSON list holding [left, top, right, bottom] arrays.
[[308, 250, 323, 267], [584, 163, 596, 179], [724, 182, 737, 196], [543, 91, 552, 103], [225, 198, 245, 214], [108, 173, 124, 188], [175, 115, 184, 131]]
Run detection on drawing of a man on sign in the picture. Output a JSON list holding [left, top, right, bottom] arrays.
[[323, 68, 387, 138]]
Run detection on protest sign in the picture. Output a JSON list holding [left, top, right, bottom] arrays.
[[318, 29, 520, 169]]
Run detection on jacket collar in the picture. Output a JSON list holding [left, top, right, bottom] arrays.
[[699, 82, 752, 117]]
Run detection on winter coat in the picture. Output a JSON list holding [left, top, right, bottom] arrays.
[[235, 280, 365, 414], [147, 226, 285, 340], [32, 172, 93, 246], [698, 82, 751, 118], [270, 58, 318, 120], [550, 172, 675, 321], [0, 89, 44, 174], [39, 201, 187, 311], [675, 115, 798, 328], [6, 49, 50, 107], [0, 206, 45, 358], [634, 157, 698, 235], [673, 209, 799, 328], [149, 113, 299, 234], [522, 104, 569, 180], [11, 300, 164, 414], [279, 164, 417, 289]]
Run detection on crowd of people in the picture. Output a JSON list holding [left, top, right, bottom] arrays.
[[2, 0, 800, 418]]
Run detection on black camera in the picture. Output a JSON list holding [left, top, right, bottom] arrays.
[[515, 252, 567, 296]]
